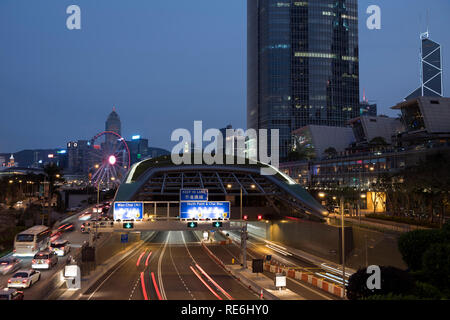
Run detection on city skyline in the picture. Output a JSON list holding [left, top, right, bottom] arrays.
[[1, 0, 449, 153]]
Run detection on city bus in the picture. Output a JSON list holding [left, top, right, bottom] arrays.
[[13, 226, 52, 257]]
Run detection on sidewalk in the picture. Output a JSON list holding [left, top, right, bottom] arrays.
[[328, 214, 429, 233], [226, 264, 304, 300], [230, 231, 357, 275]]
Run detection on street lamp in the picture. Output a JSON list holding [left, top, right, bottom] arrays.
[[318, 192, 326, 199]]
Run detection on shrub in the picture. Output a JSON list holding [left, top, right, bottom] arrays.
[[398, 229, 445, 271], [347, 266, 414, 300], [422, 243, 450, 291]]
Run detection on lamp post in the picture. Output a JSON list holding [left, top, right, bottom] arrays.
[[228, 183, 247, 269], [340, 196, 346, 297], [360, 193, 367, 224]]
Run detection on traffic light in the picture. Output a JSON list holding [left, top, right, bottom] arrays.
[[212, 221, 223, 228], [257, 215, 263, 221], [187, 222, 198, 228], [243, 215, 248, 221], [123, 222, 134, 229]]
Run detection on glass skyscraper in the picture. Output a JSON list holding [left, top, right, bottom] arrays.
[[247, 0, 360, 160], [405, 32, 443, 100]]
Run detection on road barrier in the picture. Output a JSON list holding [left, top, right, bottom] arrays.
[[263, 262, 345, 298], [218, 230, 345, 298]]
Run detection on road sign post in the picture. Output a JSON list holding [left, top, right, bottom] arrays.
[[241, 223, 248, 269], [121, 233, 129, 243]]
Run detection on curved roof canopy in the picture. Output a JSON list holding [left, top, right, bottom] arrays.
[[115, 155, 328, 221]]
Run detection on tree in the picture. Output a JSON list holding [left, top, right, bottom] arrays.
[[43, 164, 64, 212], [369, 136, 388, 149], [422, 243, 450, 291], [347, 266, 414, 300], [324, 147, 338, 158], [398, 228, 447, 271]]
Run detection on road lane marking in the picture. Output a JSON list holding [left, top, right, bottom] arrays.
[[169, 244, 196, 300], [157, 232, 170, 300], [190, 266, 222, 300], [87, 250, 139, 300], [194, 264, 233, 300]]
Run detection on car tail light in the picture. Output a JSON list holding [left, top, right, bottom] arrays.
[[60, 247, 65, 250], [32, 259, 36, 264], [13, 249, 16, 253], [45, 259, 51, 264], [22, 279, 27, 283], [8, 280, 11, 283]]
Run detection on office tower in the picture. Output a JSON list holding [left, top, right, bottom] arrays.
[[405, 32, 443, 100], [105, 107, 122, 145], [247, 0, 360, 160]]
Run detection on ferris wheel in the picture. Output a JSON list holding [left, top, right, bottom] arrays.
[[89, 131, 131, 187]]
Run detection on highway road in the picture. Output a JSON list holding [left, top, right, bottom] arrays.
[[207, 231, 342, 300], [0, 208, 92, 299], [83, 231, 259, 300], [225, 230, 351, 288]]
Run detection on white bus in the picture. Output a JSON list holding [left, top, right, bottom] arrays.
[[13, 226, 52, 257]]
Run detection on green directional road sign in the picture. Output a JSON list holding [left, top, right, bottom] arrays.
[[212, 221, 223, 228], [187, 222, 198, 228], [123, 222, 134, 229]]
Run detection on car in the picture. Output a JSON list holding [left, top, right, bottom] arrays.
[[78, 212, 92, 221], [57, 223, 75, 232], [50, 231, 62, 242], [31, 251, 58, 270], [7, 269, 40, 289], [49, 240, 71, 257], [0, 288, 24, 300], [0, 257, 22, 275], [80, 223, 88, 233]]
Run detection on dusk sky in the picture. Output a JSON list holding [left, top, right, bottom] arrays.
[[0, 0, 449, 153]]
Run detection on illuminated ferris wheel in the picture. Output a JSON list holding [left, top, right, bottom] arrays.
[[89, 131, 131, 187]]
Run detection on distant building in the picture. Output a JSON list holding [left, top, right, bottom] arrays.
[[292, 125, 355, 160], [247, 0, 360, 160], [67, 140, 91, 174], [281, 97, 450, 198], [392, 96, 450, 147], [148, 147, 170, 159], [349, 115, 403, 146], [105, 107, 122, 144], [7, 154, 17, 168], [405, 32, 443, 100], [359, 101, 377, 117], [128, 137, 149, 164], [0, 150, 66, 169], [218, 125, 246, 157]]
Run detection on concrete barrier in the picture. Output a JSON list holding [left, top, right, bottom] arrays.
[[264, 261, 345, 298]]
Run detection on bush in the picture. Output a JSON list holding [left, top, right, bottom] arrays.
[[347, 266, 414, 300], [398, 229, 445, 271], [422, 243, 450, 290], [364, 293, 419, 300], [413, 281, 444, 300]]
